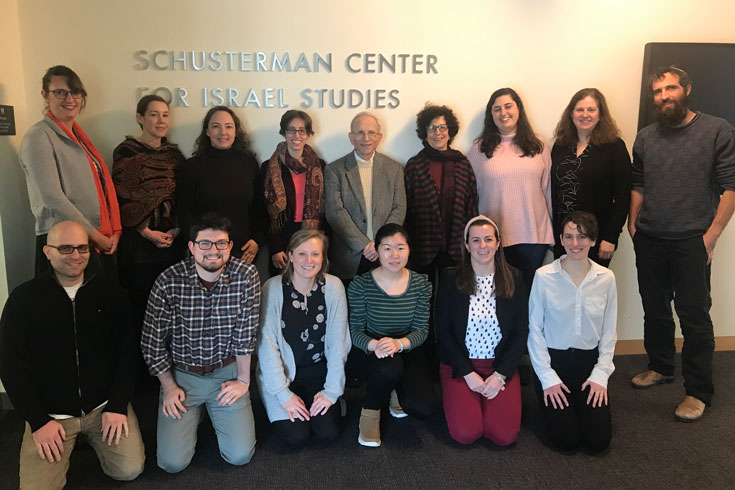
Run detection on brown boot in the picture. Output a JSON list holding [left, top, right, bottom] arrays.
[[358, 408, 381, 447], [631, 370, 675, 389], [675, 396, 706, 422]]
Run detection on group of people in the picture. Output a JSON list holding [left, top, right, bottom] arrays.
[[0, 63, 733, 489]]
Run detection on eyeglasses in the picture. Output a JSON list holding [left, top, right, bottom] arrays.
[[47, 244, 91, 254], [195, 240, 231, 250], [427, 124, 449, 133], [48, 89, 84, 100], [285, 128, 308, 136], [350, 130, 380, 139]]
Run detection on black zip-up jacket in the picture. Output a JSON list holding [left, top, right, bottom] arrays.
[[0, 270, 136, 432]]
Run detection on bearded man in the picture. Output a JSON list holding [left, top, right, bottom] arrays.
[[628, 66, 735, 421], [141, 213, 260, 472]]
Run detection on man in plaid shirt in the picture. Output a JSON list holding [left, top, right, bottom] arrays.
[[141, 213, 260, 472]]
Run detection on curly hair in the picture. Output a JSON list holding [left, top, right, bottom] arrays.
[[415, 103, 460, 145], [553, 88, 620, 147], [193, 106, 256, 159], [560, 211, 599, 243], [475, 88, 543, 158]]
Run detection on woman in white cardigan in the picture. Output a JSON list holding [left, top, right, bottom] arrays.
[[257, 229, 350, 447]]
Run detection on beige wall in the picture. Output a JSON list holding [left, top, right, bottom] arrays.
[[2, 0, 735, 345], [0, 0, 32, 395]]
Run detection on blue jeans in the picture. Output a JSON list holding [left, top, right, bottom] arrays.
[[156, 363, 256, 473]]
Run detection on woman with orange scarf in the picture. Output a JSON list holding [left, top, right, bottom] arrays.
[[19, 65, 121, 276]]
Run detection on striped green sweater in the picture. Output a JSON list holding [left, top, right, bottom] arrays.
[[348, 270, 431, 353]]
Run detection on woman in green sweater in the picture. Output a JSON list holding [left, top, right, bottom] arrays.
[[348, 223, 438, 447]]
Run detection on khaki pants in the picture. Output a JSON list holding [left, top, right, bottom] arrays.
[[19, 403, 145, 490]]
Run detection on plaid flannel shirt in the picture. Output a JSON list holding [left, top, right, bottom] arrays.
[[141, 256, 261, 376]]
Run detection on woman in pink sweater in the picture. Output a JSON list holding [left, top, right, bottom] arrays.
[[467, 88, 553, 286]]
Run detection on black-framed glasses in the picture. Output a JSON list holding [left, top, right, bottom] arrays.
[[47, 244, 91, 254], [285, 128, 308, 136], [48, 89, 84, 100], [427, 124, 449, 133], [195, 240, 231, 250]]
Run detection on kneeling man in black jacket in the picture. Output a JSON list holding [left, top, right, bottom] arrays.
[[0, 221, 145, 490]]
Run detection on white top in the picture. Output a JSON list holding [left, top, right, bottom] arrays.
[[465, 274, 501, 359], [63, 280, 83, 300], [355, 151, 375, 240], [527, 257, 618, 389]]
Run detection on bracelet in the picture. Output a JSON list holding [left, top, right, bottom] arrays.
[[237, 377, 250, 385], [492, 371, 506, 390], [396, 339, 404, 353]]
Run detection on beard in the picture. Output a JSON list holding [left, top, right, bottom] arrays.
[[654, 94, 689, 126], [195, 253, 227, 273]]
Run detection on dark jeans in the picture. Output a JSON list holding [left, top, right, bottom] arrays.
[[503, 243, 548, 288], [270, 374, 341, 448], [533, 348, 611, 452], [633, 232, 714, 404], [349, 346, 439, 418], [412, 251, 455, 379]]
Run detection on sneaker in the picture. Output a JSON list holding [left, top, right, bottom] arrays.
[[358, 408, 381, 447], [389, 390, 407, 418], [631, 370, 675, 389], [675, 396, 706, 422]]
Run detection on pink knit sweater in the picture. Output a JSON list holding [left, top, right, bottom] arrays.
[[467, 134, 553, 247]]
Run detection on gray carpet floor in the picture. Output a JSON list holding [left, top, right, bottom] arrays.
[[1, 352, 734, 490]]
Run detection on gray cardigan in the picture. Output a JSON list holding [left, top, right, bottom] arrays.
[[19, 116, 103, 235], [256, 273, 350, 422], [324, 151, 406, 278]]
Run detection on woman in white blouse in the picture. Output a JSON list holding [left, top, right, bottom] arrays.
[[435, 215, 528, 446], [528, 211, 617, 452]]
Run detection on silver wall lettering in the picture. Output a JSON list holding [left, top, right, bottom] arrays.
[[256, 52, 267, 71], [134, 50, 149, 70], [209, 51, 223, 71], [152, 50, 168, 70], [175, 88, 189, 107], [240, 52, 252, 71], [272, 53, 291, 72], [171, 51, 186, 70]]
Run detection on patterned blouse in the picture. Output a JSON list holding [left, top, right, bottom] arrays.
[[281, 276, 327, 372], [465, 274, 501, 359]]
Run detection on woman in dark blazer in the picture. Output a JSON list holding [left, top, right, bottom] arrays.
[[435, 215, 528, 446]]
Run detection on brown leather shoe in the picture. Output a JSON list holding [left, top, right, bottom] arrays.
[[631, 370, 675, 389], [358, 408, 381, 447], [675, 396, 706, 422]]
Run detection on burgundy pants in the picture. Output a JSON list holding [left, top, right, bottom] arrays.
[[440, 359, 521, 446]]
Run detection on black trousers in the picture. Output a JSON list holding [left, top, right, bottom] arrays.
[[633, 232, 714, 404], [271, 374, 341, 448], [349, 346, 439, 418], [533, 348, 611, 452]]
